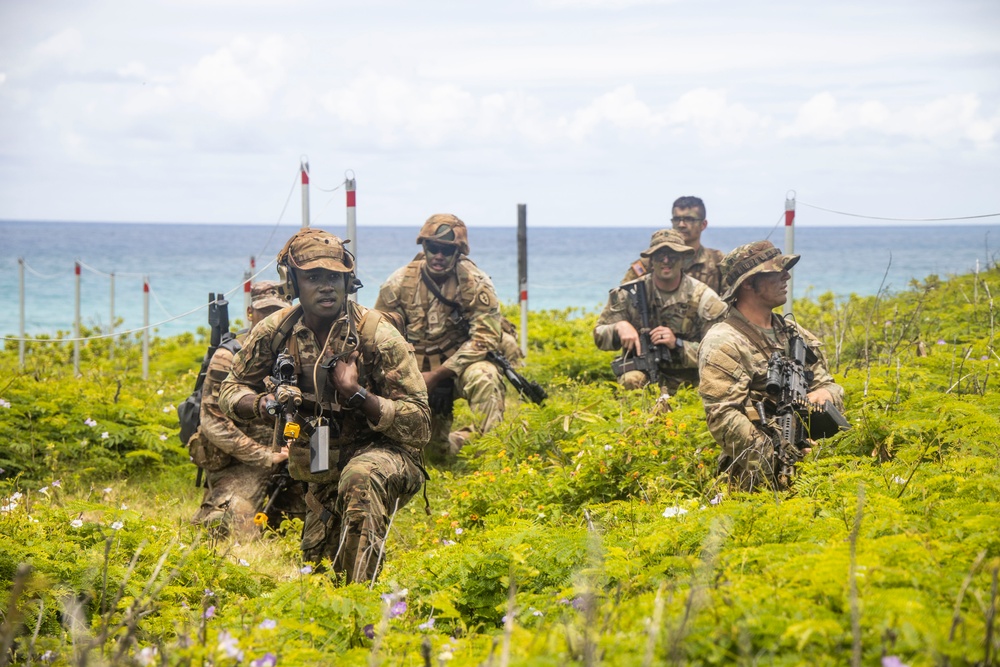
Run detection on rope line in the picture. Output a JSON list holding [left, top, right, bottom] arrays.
[[20, 260, 64, 280], [314, 179, 345, 194], [252, 169, 300, 265], [146, 284, 176, 320], [77, 260, 143, 278], [798, 201, 1000, 222]]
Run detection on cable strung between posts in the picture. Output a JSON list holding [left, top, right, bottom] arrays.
[[798, 201, 1000, 222], [77, 260, 144, 278], [252, 169, 302, 266], [21, 260, 65, 280]]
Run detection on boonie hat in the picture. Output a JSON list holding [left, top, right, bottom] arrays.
[[281, 228, 354, 273], [639, 229, 695, 259], [719, 240, 800, 303], [250, 281, 290, 310]]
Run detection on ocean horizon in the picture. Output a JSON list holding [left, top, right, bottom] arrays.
[[2, 220, 998, 340]]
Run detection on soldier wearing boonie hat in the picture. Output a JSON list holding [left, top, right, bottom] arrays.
[[220, 227, 430, 583], [697, 240, 844, 492], [594, 228, 728, 404], [191, 281, 305, 537]]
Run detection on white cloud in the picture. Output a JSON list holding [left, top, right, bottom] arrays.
[[33, 29, 84, 61], [780, 92, 999, 148]]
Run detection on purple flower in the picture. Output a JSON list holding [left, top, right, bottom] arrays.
[[363, 624, 375, 639], [418, 617, 436, 630], [258, 619, 277, 630], [936, 339, 946, 345], [300, 565, 312, 575], [218, 631, 243, 661], [203, 605, 215, 619], [250, 653, 277, 667], [882, 657, 908, 667], [389, 600, 407, 619], [571, 597, 587, 612]]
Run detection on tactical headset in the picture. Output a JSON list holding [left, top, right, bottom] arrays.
[[275, 229, 362, 300]]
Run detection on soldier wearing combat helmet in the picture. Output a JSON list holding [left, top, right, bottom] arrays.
[[190, 281, 306, 536], [697, 240, 845, 491], [220, 228, 430, 583], [375, 213, 509, 462], [594, 228, 727, 401]]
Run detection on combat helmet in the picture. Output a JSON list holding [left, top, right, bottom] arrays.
[[718, 240, 799, 303], [275, 228, 359, 299], [416, 214, 470, 256]]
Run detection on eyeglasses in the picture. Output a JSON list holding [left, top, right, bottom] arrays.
[[424, 242, 457, 257], [671, 216, 704, 227], [651, 251, 684, 265]]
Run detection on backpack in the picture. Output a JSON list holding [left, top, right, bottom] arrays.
[[177, 334, 241, 445]]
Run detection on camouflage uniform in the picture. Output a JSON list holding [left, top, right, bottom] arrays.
[[596, 230, 728, 393], [191, 283, 306, 536], [622, 244, 725, 294], [375, 214, 505, 460], [220, 232, 430, 584], [698, 241, 845, 491]]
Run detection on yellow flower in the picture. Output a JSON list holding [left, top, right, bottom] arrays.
[[497, 449, 507, 459], [253, 513, 268, 527]]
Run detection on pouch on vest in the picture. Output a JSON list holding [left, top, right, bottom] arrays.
[[187, 429, 232, 472]]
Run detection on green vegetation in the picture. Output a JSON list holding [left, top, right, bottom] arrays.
[[1, 270, 999, 666]]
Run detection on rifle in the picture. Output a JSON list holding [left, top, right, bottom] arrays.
[[182, 292, 232, 487], [486, 351, 547, 405], [756, 329, 850, 481], [254, 350, 301, 525], [610, 279, 672, 385]]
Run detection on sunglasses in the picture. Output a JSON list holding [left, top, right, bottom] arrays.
[[651, 251, 684, 265], [425, 242, 458, 257], [671, 216, 704, 227]]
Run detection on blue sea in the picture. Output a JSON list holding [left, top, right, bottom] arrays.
[[2, 220, 998, 340]]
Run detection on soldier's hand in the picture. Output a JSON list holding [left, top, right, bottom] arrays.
[[272, 445, 289, 465], [615, 321, 640, 353], [275, 385, 303, 408], [806, 387, 834, 407], [331, 350, 360, 392], [650, 326, 677, 349]]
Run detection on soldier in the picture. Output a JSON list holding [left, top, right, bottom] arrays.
[[190, 281, 306, 537], [623, 196, 725, 293], [594, 229, 728, 399], [220, 229, 430, 583], [375, 214, 508, 462], [697, 240, 845, 491]]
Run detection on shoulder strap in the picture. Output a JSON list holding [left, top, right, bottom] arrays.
[[420, 267, 463, 311], [220, 336, 242, 355], [270, 304, 304, 356], [725, 312, 788, 359]]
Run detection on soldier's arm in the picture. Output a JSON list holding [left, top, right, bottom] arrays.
[[441, 269, 502, 377], [799, 325, 845, 409], [200, 347, 273, 467], [219, 321, 279, 425], [698, 335, 772, 461], [366, 319, 431, 446], [374, 276, 404, 318], [593, 287, 633, 351], [671, 285, 728, 368]]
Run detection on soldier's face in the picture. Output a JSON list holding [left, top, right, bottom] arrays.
[[651, 249, 684, 286], [423, 241, 458, 275], [671, 206, 707, 244], [751, 270, 789, 308], [296, 268, 348, 320]]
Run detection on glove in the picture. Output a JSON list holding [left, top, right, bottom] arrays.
[[275, 385, 303, 408]]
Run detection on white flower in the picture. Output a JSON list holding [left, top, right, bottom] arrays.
[[156, 389, 164, 395], [0, 398, 11, 408], [299, 565, 313, 575], [111, 521, 124, 530], [11, 492, 22, 501], [159, 434, 168, 441], [162, 405, 174, 413], [892, 476, 907, 485], [84, 417, 97, 427], [52, 480, 61, 488], [239, 558, 250, 567], [662, 506, 688, 518], [604, 444, 613, 451], [137, 646, 158, 666], [455, 527, 464, 535], [217, 631, 243, 661], [709, 493, 723, 506], [1, 504, 15, 513], [101, 432, 110, 439], [103, 487, 112, 494], [438, 649, 454, 661], [38, 487, 49, 495], [71, 519, 84, 528], [418, 617, 436, 630], [120, 504, 128, 510], [441, 539, 456, 546]]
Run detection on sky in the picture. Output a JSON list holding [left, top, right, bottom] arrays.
[[1, 0, 998, 229]]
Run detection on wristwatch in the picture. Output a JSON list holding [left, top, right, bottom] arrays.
[[345, 387, 368, 409], [674, 339, 684, 351]]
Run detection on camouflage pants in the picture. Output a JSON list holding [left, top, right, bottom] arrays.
[[301, 447, 424, 585], [717, 433, 790, 492], [427, 360, 505, 460], [191, 463, 269, 537], [618, 367, 699, 394]]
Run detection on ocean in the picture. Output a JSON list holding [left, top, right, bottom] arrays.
[[2, 220, 998, 340]]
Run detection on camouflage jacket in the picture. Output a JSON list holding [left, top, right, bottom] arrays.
[[219, 302, 430, 456], [593, 273, 728, 368], [200, 338, 275, 468], [375, 255, 502, 376], [622, 245, 725, 294], [697, 308, 845, 456]]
